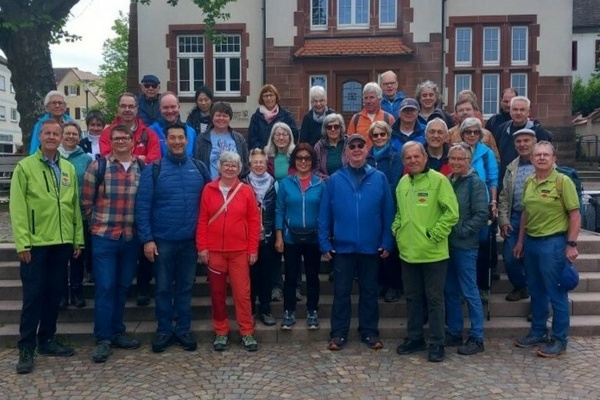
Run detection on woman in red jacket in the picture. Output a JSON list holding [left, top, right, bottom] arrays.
[[197, 151, 261, 352]]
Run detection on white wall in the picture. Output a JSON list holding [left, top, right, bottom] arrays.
[[411, 0, 442, 43], [573, 32, 599, 83], [265, 0, 296, 47], [0, 62, 21, 151]]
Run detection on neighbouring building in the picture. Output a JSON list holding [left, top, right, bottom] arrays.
[[54, 67, 101, 130], [572, 0, 600, 84], [0, 55, 21, 153], [132, 0, 575, 161]]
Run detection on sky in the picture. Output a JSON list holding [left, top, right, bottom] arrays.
[[49, 0, 129, 75]]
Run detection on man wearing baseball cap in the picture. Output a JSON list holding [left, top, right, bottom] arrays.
[[138, 74, 162, 126], [390, 98, 426, 153]]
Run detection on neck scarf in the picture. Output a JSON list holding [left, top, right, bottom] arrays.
[[58, 144, 76, 158], [312, 107, 328, 123], [372, 143, 390, 159], [260, 104, 279, 123], [248, 171, 274, 204]]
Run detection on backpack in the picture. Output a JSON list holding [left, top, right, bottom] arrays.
[[351, 111, 393, 132], [523, 166, 583, 210], [150, 158, 211, 185], [93, 157, 146, 203]]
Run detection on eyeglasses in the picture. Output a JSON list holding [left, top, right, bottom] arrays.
[[348, 143, 366, 150], [118, 104, 137, 110], [372, 132, 387, 139], [427, 130, 446, 136], [63, 132, 80, 137], [326, 124, 341, 131], [274, 132, 289, 138], [381, 82, 397, 86], [449, 156, 469, 162], [295, 156, 312, 162], [49, 101, 66, 107], [250, 160, 267, 165], [111, 136, 132, 142], [463, 129, 481, 136], [143, 84, 158, 89], [222, 163, 239, 170]]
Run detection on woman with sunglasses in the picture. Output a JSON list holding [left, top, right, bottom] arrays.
[[366, 121, 403, 303], [313, 113, 348, 179], [275, 143, 324, 330]]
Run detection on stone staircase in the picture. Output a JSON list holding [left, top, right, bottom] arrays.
[[1, 234, 600, 347]]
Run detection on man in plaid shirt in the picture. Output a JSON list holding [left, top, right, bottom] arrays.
[[82, 121, 145, 363]]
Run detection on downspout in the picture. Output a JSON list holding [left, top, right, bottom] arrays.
[[441, 0, 446, 95], [262, 0, 267, 85]]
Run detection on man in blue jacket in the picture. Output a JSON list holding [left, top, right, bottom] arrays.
[[135, 122, 211, 353], [319, 134, 395, 351]]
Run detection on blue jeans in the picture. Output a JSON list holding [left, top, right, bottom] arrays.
[[330, 253, 379, 340], [92, 235, 139, 342], [524, 234, 570, 343], [445, 248, 484, 341], [503, 212, 527, 289], [153, 238, 197, 336]]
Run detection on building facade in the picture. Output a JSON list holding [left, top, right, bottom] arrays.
[[0, 56, 21, 153], [54, 68, 101, 130]]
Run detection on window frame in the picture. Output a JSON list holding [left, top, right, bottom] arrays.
[[511, 26, 528, 66], [379, 0, 397, 28], [455, 74, 472, 97], [337, 0, 370, 29], [455, 27, 473, 67], [510, 73, 528, 98], [311, 0, 328, 30], [10, 108, 18, 122], [483, 26, 501, 66], [213, 34, 242, 97], [481, 73, 500, 117], [0, 75, 5, 91], [0, 105, 6, 120], [176, 34, 206, 96]]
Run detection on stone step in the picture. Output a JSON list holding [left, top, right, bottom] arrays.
[[2, 315, 600, 348]]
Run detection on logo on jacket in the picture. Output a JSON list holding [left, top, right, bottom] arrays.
[[417, 192, 428, 203]]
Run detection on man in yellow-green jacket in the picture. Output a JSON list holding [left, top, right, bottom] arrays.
[[392, 141, 459, 363], [10, 119, 84, 375]]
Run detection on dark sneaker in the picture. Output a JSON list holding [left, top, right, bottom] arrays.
[[37, 340, 75, 357], [136, 287, 150, 306], [271, 287, 283, 302], [307, 310, 320, 330], [241, 335, 258, 352], [70, 289, 86, 308], [281, 310, 296, 330], [428, 344, 445, 362], [112, 334, 140, 350], [537, 338, 566, 358], [479, 290, 489, 304], [363, 335, 383, 350], [92, 340, 112, 363], [175, 332, 197, 352], [458, 337, 485, 355], [213, 335, 229, 352], [58, 297, 68, 311], [514, 333, 549, 348], [328, 336, 346, 351], [16, 348, 35, 374], [396, 338, 427, 355], [384, 288, 402, 303], [152, 333, 173, 353], [260, 313, 276, 327], [505, 287, 530, 302], [445, 333, 463, 347], [296, 288, 303, 301], [526, 313, 533, 322]]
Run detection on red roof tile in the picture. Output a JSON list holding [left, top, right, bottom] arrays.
[[294, 38, 413, 58]]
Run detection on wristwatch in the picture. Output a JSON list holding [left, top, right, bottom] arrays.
[[567, 241, 577, 247]]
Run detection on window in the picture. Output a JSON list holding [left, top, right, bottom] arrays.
[[0, 106, 5, 120], [379, 0, 396, 27], [455, 74, 472, 96], [511, 26, 528, 65], [177, 35, 205, 95], [511, 73, 528, 98], [482, 74, 499, 116], [213, 35, 241, 96], [483, 27, 500, 66], [0, 76, 5, 91], [0, 134, 13, 142], [310, 75, 327, 91], [64, 84, 79, 96], [572, 41, 578, 71], [455, 27, 472, 66], [10, 108, 18, 122], [311, 0, 327, 29], [338, 0, 369, 28], [341, 81, 363, 112]]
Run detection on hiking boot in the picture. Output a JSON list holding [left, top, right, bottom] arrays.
[[428, 344, 445, 362], [479, 290, 489, 304], [213, 335, 229, 352], [281, 310, 296, 330], [271, 287, 283, 302], [152, 333, 173, 353], [58, 297, 68, 311], [241, 335, 258, 352], [16, 348, 35, 374], [296, 288, 303, 301], [92, 340, 112, 363], [175, 332, 197, 352], [70, 287, 86, 308], [37, 339, 75, 357], [307, 310, 320, 330], [445, 333, 463, 347], [362, 335, 383, 350], [136, 288, 150, 306], [384, 288, 402, 303], [505, 287, 530, 302], [260, 313, 276, 327], [396, 338, 427, 355], [537, 338, 566, 358], [458, 337, 485, 355], [514, 333, 549, 348], [328, 336, 346, 351], [112, 333, 140, 350]]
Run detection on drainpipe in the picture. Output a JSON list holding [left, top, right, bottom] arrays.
[[441, 0, 446, 96], [262, 0, 267, 85]]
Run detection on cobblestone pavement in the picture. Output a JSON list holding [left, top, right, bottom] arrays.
[[0, 207, 12, 243], [1, 337, 600, 399]]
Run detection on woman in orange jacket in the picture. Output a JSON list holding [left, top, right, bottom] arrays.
[[196, 151, 261, 352]]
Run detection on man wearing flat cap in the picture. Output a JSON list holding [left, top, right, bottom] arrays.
[[138, 74, 162, 126], [319, 134, 395, 351]]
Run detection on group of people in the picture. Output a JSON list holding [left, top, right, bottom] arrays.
[[10, 71, 579, 374]]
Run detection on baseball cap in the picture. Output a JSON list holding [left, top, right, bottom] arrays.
[[141, 74, 160, 85], [399, 98, 420, 112], [558, 260, 579, 293], [346, 134, 367, 146], [513, 128, 535, 138]]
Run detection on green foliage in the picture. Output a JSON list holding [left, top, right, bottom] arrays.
[[573, 76, 600, 117]]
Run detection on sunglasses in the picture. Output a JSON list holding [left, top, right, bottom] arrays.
[[326, 124, 341, 131], [348, 142, 366, 150], [295, 156, 312, 162], [463, 129, 481, 136], [372, 132, 387, 139], [143, 84, 158, 89]]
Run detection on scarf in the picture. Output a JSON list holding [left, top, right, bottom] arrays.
[[372, 143, 390, 160], [58, 145, 76, 158], [248, 171, 274, 204], [260, 104, 279, 124], [312, 107, 329, 123]]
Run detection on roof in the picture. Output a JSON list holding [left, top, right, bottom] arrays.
[[53, 67, 99, 84], [294, 38, 413, 58], [573, 0, 600, 29]]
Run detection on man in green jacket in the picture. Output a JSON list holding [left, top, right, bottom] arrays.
[[10, 119, 84, 374], [393, 141, 459, 363]]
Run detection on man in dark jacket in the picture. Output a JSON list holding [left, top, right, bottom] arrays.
[[137, 74, 162, 127], [485, 88, 517, 137], [135, 122, 211, 354]]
